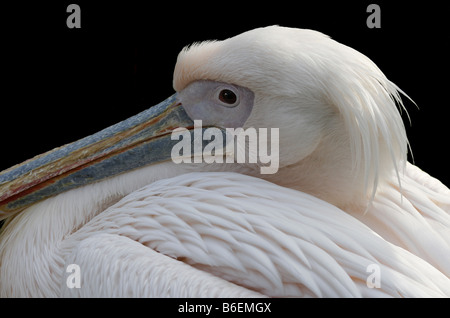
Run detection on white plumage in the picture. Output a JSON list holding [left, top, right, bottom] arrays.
[[0, 26, 449, 297], [61, 169, 449, 297]]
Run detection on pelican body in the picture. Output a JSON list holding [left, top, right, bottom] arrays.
[[0, 26, 449, 297]]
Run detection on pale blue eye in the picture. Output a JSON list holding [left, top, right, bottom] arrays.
[[178, 80, 254, 128]]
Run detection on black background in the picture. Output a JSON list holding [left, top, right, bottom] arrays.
[[1, 1, 449, 187]]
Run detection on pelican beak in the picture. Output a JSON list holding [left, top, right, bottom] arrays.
[[0, 94, 201, 218]]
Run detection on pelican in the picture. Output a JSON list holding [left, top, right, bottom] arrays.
[[0, 26, 449, 297]]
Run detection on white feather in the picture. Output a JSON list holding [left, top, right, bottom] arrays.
[[3, 170, 447, 297]]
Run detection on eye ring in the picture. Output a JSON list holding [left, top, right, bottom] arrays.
[[216, 88, 239, 107]]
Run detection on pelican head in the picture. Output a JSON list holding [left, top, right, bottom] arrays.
[[0, 26, 408, 216]]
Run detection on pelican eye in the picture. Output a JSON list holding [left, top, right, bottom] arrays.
[[218, 89, 238, 107]]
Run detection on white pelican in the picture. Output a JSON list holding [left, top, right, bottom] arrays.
[[0, 26, 449, 297]]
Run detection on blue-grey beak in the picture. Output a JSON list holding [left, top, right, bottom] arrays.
[[0, 94, 196, 218]]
